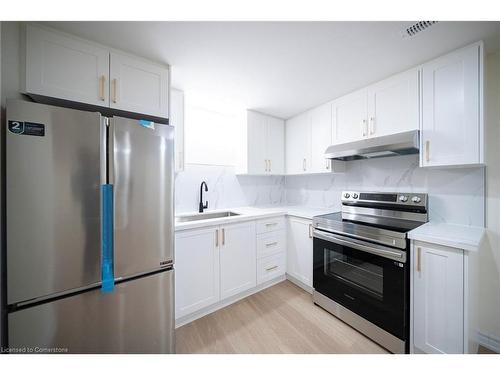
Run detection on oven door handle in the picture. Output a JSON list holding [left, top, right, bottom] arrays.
[[313, 229, 406, 263]]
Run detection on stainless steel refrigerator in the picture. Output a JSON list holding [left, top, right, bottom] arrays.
[[5, 99, 175, 353]]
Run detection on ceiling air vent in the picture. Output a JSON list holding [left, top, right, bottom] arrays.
[[401, 21, 438, 39]]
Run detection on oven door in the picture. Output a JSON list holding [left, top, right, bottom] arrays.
[[313, 229, 407, 340]]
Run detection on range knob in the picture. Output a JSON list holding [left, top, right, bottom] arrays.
[[399, 195, 408, 203], [412, 196, 422, 203], [352, 193, 359, 199], [344, 193, 350, 199]]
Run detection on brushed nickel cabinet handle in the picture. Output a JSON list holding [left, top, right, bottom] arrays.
[[417, 247, 421, 272], [269, 159, 272, 172], [265, 265, 278, 271], [265, 222, 277, 227], [425, 141, 430, 163], [222, 228, 225, 245], [99, 75, 105, 101], [303, 158, 306, 171], [326, 159, 330, 170], [215, 229, 219, 247], [264, 159, 267, 172], [112, 79, 118, 103], [369, 117, 375, 135], [265, 242, 278, 247], [362, 119, 367, 137], [309, 224, 313, 239]]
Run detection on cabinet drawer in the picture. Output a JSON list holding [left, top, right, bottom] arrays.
[[256, 216, 285, 234], [257, 253, 286, 285], [257, 231, 285, 258]]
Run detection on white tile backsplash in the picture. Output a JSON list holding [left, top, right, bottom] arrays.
[[175, 155, 485, 226]]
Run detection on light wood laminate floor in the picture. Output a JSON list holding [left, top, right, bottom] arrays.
[[176, 280, 389, 354]]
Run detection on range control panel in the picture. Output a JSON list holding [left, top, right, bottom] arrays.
[[341, 191, 427, 208]]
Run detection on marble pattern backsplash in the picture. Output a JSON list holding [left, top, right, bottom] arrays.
[[175, 155, 485, 226], [285, 155, 485, 226], [175, 164, 285, 214]]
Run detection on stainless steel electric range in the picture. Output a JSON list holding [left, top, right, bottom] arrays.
[[312, 191, 428, 354]]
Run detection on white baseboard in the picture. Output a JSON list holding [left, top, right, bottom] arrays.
[[175, 274, 286, 328], [286, 273, 313, 294], [477, 331, 500, 353]]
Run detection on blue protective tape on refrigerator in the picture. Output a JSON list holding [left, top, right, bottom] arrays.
[[101, 184, 115, 293]]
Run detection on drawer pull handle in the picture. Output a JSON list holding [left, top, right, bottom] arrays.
[[265, 223, 277, 227], [265, 265, 278, 271], [215, 229, 219, 247], [265, 242, 278, 247]]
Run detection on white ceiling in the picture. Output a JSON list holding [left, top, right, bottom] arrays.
[[45, 21, 500, 119]]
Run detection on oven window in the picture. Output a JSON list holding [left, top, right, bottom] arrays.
[[324, 248, 383, 299]]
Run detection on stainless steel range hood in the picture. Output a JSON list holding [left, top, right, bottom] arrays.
[[325, 130, 420, 161]]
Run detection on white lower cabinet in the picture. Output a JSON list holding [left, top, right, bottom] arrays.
[[219, 221, 257, 299], [175, 226, 220, 319], [257, 252, 286, 285], [175, 221, 257, 320], [256, 219, 287, 285], [412, 241, 464, 354], [286, 217, 313, 290]]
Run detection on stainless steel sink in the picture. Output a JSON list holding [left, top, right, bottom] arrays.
[[176, 211, 240, 223]]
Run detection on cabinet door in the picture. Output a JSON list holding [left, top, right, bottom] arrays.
[[175, 227, 220, 319], [171, 89, 184, 172], [332, 89, 368, 144], [413, 243, 464, 354], [267, 116, 285, 174], [367, 69, 419, 137], [110, 52, 169, 118], [286, 217, 313, 288], [219, 221, 257, 300], [285, 112, 311, 174], [421, 43, 482, 167], [25, 24, 110, 106], [310, 102, 333, 173], [247, 111, 268, 174]]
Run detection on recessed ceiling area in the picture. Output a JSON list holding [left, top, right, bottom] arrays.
[[45, 21, 500, 119]]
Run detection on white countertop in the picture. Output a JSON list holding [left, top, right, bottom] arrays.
[[175, 205, 333, 231], [408, 222, 486, 252]]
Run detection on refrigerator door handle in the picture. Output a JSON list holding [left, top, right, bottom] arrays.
[[101, 117, 115, 293], [101, 184, 115, 293]]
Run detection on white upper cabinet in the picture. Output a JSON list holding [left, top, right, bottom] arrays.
[[245, 111, 285, 175], [286, 106, 345, 175], [332, 88, 368, 144], [420, 42, 483, 167], [332, 70, 419, 145], [109, 52, 169, 118], [413, 242, 464, 354], [267, 116, 285, 174], [285, 112, 311, 174], [25, 24, 110, 107], [24, 24, 170, 118], [310, 102, 333, 173], [367, 68, 419, 137], [247, 111, 268, 174], [170, 88, 185, 172]]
